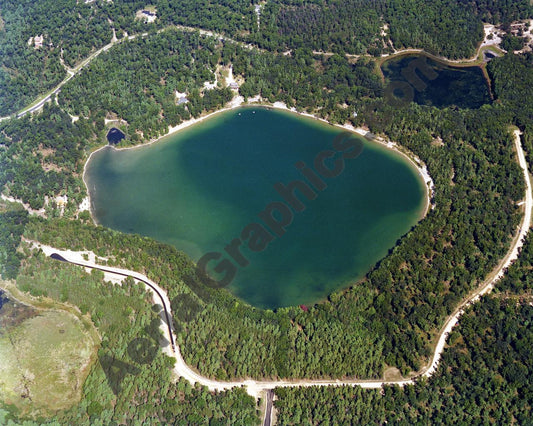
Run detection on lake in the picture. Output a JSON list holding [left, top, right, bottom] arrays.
[[85, 107, 426, 309], [381, 53, 492, 109], [0, 290, 6, 312], [106, 127, 126, 144]]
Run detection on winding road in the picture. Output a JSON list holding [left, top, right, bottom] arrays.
[[37, 130, 532, 385], [0, 23, 256, 122], [420, 130, 532, 379], [5, 19, 530, 424], [28, 129, 530, 425], [0, 19, 498, 122]]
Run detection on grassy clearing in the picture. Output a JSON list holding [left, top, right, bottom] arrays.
[[0, 309, 96, 418]]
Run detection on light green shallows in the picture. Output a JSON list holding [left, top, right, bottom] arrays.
[[86, 107, 425, 308]]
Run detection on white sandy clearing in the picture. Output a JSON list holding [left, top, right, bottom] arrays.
[[27, 240, 123, 285], [203, 68, 218, 90], [78, 196, 90, 212], [480, 24, 504, 49], [225, 65, 236, 87], [27, 131, 531, 399]]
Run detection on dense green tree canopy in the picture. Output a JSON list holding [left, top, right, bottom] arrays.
[[0, 0, 532, 423]]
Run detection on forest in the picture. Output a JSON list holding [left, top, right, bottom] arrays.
[[0, 201, 28, 280], [0, 104, 95, 210], [0, 0, 532, 423], [274, 296, 533, 424], [2, 0, 531, 116], [0, 0, 253, 116], [58, 30, 233, 141], [2, 246, 259, 424], [1, 31, 383, 210], [274, 231, 533, 424], [1, 16, 532, 380], [244, 0, 531, 57], [20, 75, 527, 379]]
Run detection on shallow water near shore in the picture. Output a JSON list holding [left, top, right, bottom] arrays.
[[86, 107, 425, 309]]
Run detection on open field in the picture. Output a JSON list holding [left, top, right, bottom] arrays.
[[0, 308, 96, 418]]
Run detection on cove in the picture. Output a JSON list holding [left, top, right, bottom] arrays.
[[381, 53, 492, 109], [85, 107, 426, 309]]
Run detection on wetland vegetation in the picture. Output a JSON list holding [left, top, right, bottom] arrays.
[[0, 292, 95, 419]]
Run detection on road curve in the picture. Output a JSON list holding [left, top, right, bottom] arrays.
[[422, 129, 532, 378], [35, 241, 412, 397], [32, 130, 531, 403], [0, 24, 254, 122], [48, 251, 175, 350]]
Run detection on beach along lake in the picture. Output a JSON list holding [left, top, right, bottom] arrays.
[[85, 107, 426, 309]]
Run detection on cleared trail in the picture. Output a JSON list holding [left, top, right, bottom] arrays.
[[0, 19, 496, 122], [4, 15, 529, 424], [30, 129, 531, 397]]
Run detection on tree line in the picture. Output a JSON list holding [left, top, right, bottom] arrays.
[[2, 31, 531, 380], [0, 2, 532, 423]]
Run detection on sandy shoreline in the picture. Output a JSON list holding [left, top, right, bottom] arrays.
[[81, 95, 246, 223], [20, 131, 531, 398], [267, 101, 435, 216], [82, 96, 435, 222]]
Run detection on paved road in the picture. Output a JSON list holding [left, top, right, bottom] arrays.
[[12, 38, 120, 120], [48, 252, 176, 351], [26, 129, 531, 426], [8, 19, 530, 424], [0, 19, 498, 123], [36, 127, 532, 394], [9, 21, 527, 412], [263, 389, 274, 426]]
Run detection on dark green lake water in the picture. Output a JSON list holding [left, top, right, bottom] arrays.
[[381, 53, 492, 109], [86, 108, 425, 309]]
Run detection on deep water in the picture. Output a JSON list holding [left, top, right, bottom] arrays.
[[86, 107, 425, 308], [107, 128, 125, 144], [381, 53, 492, 109]]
